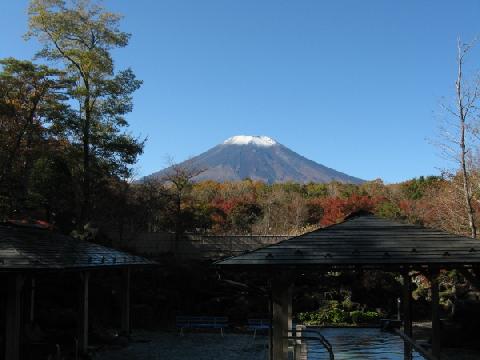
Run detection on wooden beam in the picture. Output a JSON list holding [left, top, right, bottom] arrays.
[[78, 271, 90, 354], [272, 275, 292, 360], [402, 271, 413, 360], [121, 267, 131, 336], [29, 277, 36, 323], [268, 290, 273, 360], [5, 274, 24, 360], [430, 268, 441, 358]]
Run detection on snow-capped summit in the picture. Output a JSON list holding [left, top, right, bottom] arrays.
[[223, 135, 277, 147]]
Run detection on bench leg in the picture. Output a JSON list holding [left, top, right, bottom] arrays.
[[221, 328, 224, 337], [253, 328, 257, 340]]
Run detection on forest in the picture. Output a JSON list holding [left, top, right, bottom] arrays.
[[2, 0, 480, 246], [123, 174, 472, 237]]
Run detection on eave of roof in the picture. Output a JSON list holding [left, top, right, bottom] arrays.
[[0, 224, 155, 272], [216, 213, 480, 268]]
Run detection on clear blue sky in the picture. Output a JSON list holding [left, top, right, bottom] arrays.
[[1, 0, 479, 183]]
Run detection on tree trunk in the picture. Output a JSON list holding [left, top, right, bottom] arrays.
[[174, 194, 181, 254], [21, 105, 38, 202], [81, 86, 91, 225], [456, 40, 477, 239]]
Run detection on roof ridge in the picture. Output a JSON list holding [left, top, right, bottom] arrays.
[[343, 210, 375, 220]]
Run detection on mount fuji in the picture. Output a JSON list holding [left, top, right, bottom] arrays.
[[147, 135, 364, 184]]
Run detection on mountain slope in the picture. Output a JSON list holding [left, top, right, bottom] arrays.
[[147, 135, 364, 184]]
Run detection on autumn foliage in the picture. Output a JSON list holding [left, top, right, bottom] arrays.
[[313, 194, 383, 226], [107, 175, 480, 239]]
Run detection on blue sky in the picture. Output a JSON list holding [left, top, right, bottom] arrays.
[[1, 0, 479, 183]]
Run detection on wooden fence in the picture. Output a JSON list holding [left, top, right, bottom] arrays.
[[111, 232, 291, 260]]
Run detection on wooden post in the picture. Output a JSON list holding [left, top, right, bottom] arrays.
[[295, 324, 307, 360], [78, 271, 90, 354], [402, 271, 413, 360], [397, 297, 401, 321], [5, 274, 24, 360], [272, 275, 291, 360], [121, 267, 131, 336], [268, 290, 273, 360], [430, 268, 441, 358], [287, 284, 293, 337], [29, 277, 36, 323]]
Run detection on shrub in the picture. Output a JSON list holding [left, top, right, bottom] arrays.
[[350, 310, 381, 324], [298, 301, 349, 325], [298, 301, 381, 326]]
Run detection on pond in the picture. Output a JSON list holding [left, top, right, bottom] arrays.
[[306, 327, 423, 360], [95, 328, 429, 360]]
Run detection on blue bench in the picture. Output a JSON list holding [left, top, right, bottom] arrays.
[[247, 318, 270, 339], [176, 316, 229, 336]]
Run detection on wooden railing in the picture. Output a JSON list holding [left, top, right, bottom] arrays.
[[394, 329, 439, 360]]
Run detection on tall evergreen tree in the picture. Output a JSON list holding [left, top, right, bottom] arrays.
[[26, 0, 144, 224]]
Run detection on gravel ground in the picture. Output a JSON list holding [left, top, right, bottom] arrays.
[[413, 322, 480, 360], [93, 332, 268, 360], [442, 349, 480, 360]]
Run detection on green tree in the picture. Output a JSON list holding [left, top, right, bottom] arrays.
[[0, 58, 69, 218], [29, 151, 77, 229], [27, 0, 144, 224], [304, 182, 329, 198], [400, 176, 441, 200], [230, 202, 262, 234]]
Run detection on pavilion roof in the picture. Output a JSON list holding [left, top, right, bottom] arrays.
[[0, 223, 155, 272], [216, 212, 480, 269]]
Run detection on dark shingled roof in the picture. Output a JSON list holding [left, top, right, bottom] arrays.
[[216, 213, 480, 268], [0, 224, 155, 271]]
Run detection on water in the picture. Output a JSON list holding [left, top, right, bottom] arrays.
[[305, 327, 423, 360]]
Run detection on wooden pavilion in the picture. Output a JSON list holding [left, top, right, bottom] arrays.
[[0, 222, 154, 360], [217, 211, 480, 360]]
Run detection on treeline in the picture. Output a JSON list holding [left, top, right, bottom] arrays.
[[115, 174, 479, 239]]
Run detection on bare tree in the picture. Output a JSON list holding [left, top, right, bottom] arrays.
[[457, 40, 478, 238], [437, 38, 479, 238], [161, 158, 206, 248]]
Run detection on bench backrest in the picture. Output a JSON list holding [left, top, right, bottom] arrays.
[[247, 318, 270, 328], [176, 316, 228, 329]]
